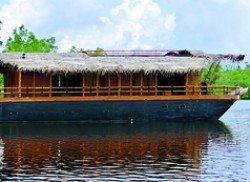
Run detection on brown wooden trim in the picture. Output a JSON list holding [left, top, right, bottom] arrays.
[[140, 72, 143, 96], [33, 72, 36, 97], [185, 74, 188, 95], [198, 71, 201, 95], [18, 71, 22, 97], [2, 84, 240, 100], [155, 72, 158, 96], [108, 72, 111, 96], [0, 94, 239, 103], [96, 73, 99, 96], [82, 73, 85, 96], [33, 72, 36, 87], [130, 73, 132, 96], [118, 72, 121, 96], [49, 74, 52, 97]]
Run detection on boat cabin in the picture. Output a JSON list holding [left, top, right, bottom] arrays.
[[0, 50, 244, 100]]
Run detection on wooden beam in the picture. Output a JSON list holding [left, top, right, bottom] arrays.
[[49, 74, 52, 97], [198, 71, 201, 95], [108, 72, 111, 96], [0, 94, 239, 103], [185, 74, 189, 95], [155, 72, 158, 96], [130, 73, 132, 96], [96, 73, 99, 96], [118, 72, 121, 96], [18, 71, 22, 98], [82, 73, 85, 96], [33, 72, 36, 97], [140, 72, 143, 96]]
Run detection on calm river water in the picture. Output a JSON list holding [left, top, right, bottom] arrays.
[[0, 100, 249, 181]]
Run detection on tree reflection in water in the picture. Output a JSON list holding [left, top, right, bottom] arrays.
[[0, 120, 231, 180]]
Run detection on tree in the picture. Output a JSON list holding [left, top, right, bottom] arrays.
[[88, 48, 104, 56], [69, 46, 104, 56], [210, 65, 250, 99], [69, 45, 83, 53], [3, 25, 57, 52]]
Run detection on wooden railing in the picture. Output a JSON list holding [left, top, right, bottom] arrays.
[[0, 86, 240, 98]]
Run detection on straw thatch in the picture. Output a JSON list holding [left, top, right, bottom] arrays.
[[0, 52, 243, 75], [164, 50, 245, 61], [88, 49, 245, 62]]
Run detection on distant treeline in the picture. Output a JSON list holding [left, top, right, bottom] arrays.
[[209, 65, 250, 99]]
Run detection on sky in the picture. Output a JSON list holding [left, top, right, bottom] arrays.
[[0, 0, 250, 63]]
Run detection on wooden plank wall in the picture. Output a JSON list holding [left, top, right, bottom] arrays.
[[21, 71, 50, 97], [4, 68, 19, 88], [3, 68, 19, 97], [186, 71, 201, 95]]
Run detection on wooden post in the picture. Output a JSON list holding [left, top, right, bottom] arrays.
[[96, 73, 99, 96], [130, 73, 132, 96], [140, 72, 143, 96], [33, 72, 36, 97], [49, 74, 52, 97], [118, 72, 121, 96], [155, 72, 158, 96], [18, 71, 22, 97], [82, 73, 85, 96], [108, 72, 111, 96], [198, 71, 201, 95], [185, 74, 189, 95]]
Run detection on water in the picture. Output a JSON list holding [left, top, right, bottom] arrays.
[[0, 101, 249, 181]]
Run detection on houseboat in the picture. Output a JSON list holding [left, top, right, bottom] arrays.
[[0, 50, 245, 122]]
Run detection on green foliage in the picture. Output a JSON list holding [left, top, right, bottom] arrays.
[[69, 45, 79, 53], [202, 64, 222, 85], [69, 47, 104, 56], [3, 25, 57, 52], [69, 45, 83, 53], [207, 65, 250, 99], [88, 48, 104, 56], [0, 74, 3, 87]]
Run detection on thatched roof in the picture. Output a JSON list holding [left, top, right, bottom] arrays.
[[88, 49, 245, 62], [0, 52, 244, 74]]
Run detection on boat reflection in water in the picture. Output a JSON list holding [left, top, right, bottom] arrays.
[[0, 120, 231, 181]]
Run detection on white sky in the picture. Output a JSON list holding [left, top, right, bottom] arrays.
[[0, 0, 250, 63]]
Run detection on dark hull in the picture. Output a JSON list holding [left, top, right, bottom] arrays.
[[0, 99, 235, 122]]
